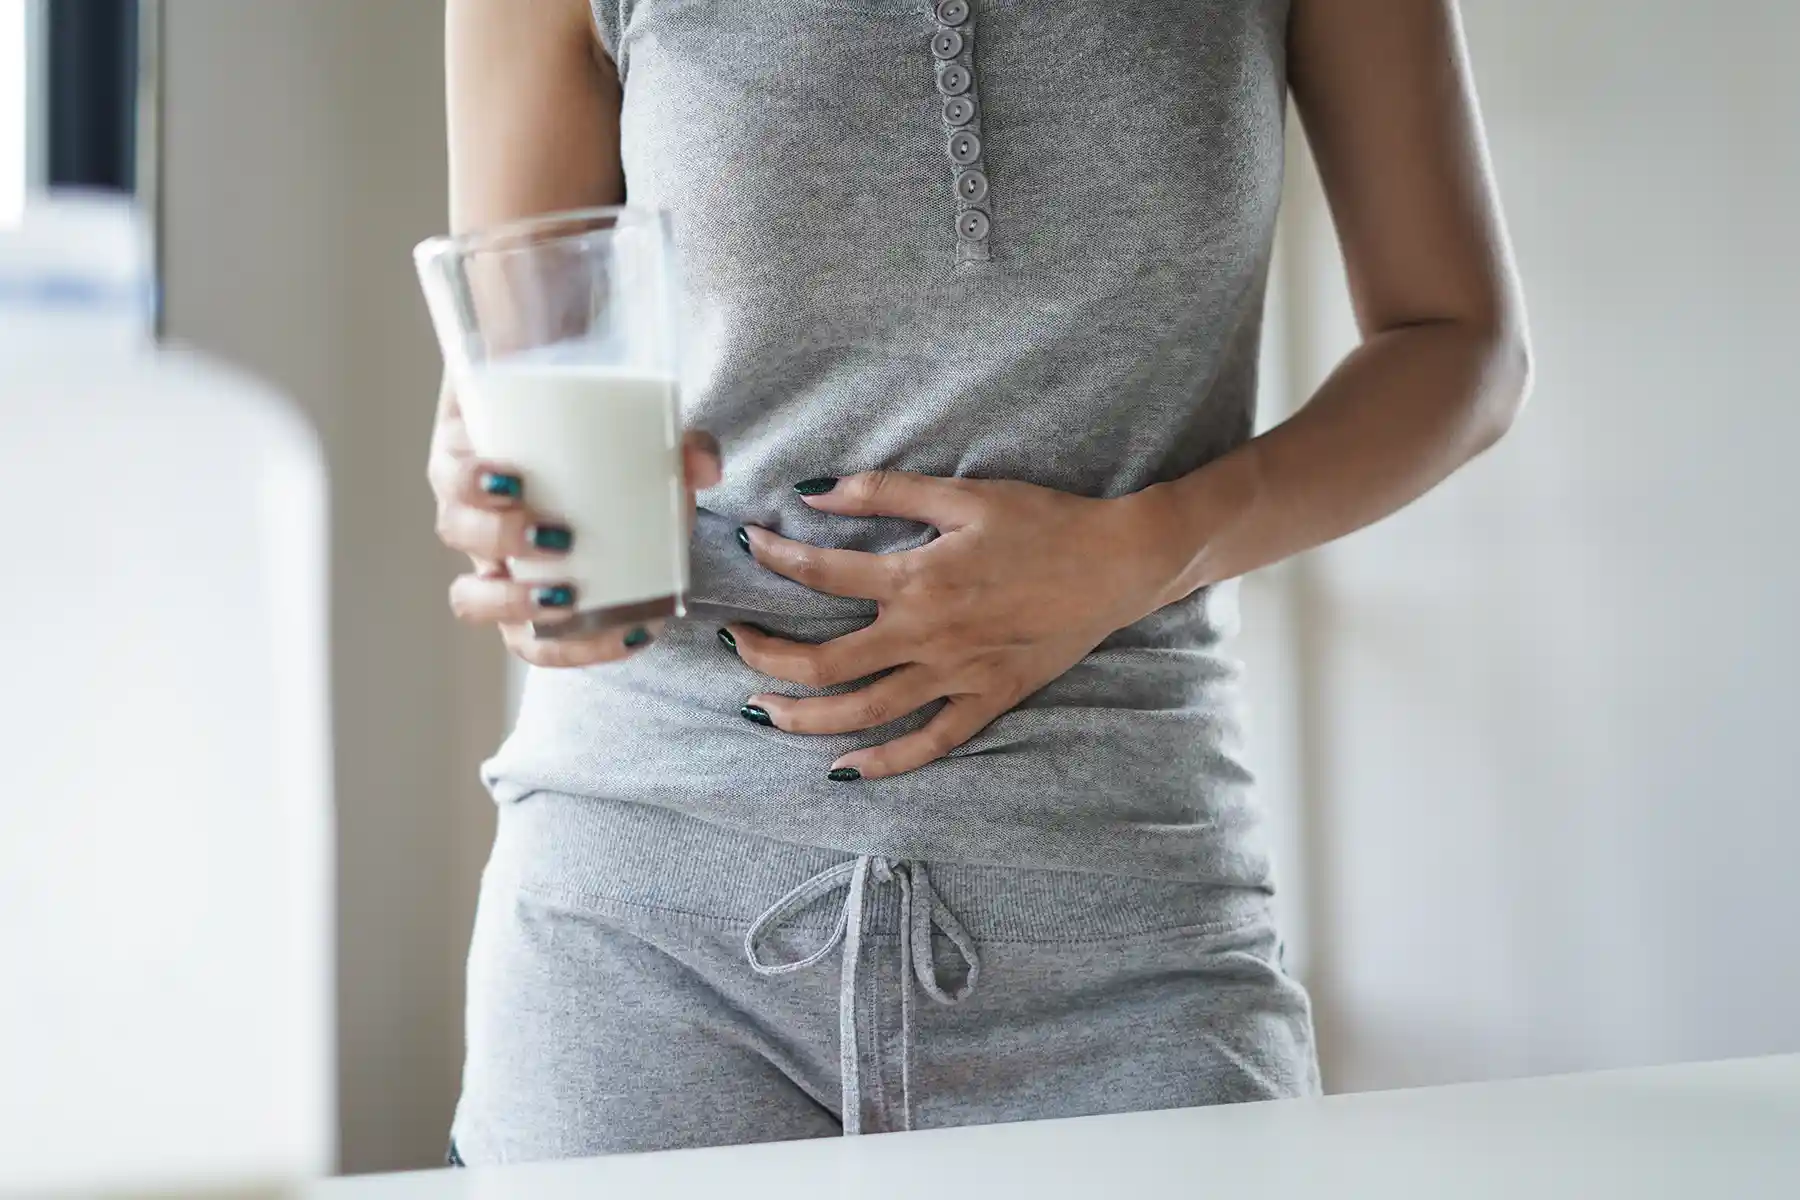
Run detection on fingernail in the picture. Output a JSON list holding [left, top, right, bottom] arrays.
[[533, 585, 575, 609], [717, 627, 738, 653], [480, 471, 523, 499], [740, 703, 774, 727], [793, 477, 839, 496], [735, 526, 752, 554], [529, 523, 574, 552], [623, 626, 652, 649], [827, 767, 862, 783]]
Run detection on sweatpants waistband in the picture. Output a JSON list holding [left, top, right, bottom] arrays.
[[487, 790, 1271, 944]]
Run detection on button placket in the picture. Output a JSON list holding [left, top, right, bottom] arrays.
[[930, 4, 991, 264]]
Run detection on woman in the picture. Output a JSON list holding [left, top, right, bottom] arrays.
[[431, 0, 1529, 1163]]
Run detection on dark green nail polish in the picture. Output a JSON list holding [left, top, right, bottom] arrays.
[[740, 703, 774, 727], [530, 524, 574, 552], [480, 471, 523, 498], [794, 477, 839, 496], [533, 585, 575, 609], [717, 627, 738, 653], [827, 767, 862, 783], [623, 626, 652, 649], [735, 526, 752, 554]]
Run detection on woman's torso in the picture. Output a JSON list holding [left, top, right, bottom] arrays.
[[486, 0, 1290, 886]]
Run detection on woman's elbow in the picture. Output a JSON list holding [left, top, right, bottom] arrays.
[[1471, 318, 1534, 454]]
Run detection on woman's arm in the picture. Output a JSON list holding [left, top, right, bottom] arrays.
[[1139, 0, 1532, 600], [430, 0, 720, 665], [446, 0, 622, 228]]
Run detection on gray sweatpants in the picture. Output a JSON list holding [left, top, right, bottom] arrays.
[[450, 793, 1320, 1163]]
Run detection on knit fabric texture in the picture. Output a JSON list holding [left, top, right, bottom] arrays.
[[485, 0, 1293, 885]]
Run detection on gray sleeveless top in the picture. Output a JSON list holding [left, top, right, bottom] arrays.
[[486, 0, 1291, 885]]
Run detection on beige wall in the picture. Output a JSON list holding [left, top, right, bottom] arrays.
[[1271, 0, 1800, 1091], [159, 1, 504, 1174]]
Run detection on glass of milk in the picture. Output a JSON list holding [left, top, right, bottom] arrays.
[[414, 207, 687, 637]]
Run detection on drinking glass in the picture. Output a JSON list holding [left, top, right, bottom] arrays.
[[414, 207, 686, 636]]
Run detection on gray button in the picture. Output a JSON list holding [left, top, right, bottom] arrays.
[[931, 29, 964, 59], [957, 169, 989, 204], [949, 130, 982, 165], [957, 209, 990, 242], [943, 96, 976, 126], [938, 63, 971, 96], [935, 0, 970, 27]]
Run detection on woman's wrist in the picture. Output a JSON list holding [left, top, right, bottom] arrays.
[[1105, 448, 1266, 624], [1094, 485, 1209, 627]]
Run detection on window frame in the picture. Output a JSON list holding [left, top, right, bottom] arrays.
[[44, 0, 140, 192]]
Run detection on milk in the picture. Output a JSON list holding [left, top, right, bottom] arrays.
[[459, 363, 688, 623]]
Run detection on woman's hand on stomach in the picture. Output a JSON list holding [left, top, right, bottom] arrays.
[[724, 472, 1190, 780], [428, 386, 723, 667]]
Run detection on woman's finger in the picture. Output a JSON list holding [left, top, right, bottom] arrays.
[[428, 442, 525, 508], [448, 573, 579, 626], [745, 666, 942, 735], [724, 623, 905, 690], [829, 696, 999, 781], [435, 501, 573, 562], [794, 470, 981, 531], [501, 620, 661, 669], [457, 458, 530, 508], [741, 526, 894, 601]]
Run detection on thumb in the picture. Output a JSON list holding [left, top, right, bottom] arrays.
[[683, 430, 723, 491]]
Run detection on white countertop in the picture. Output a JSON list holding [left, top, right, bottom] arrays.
[[311, 1055, 1800, 1199]]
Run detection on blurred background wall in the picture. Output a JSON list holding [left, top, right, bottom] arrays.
[[1258, 0, 1800, 1091], [110, 0, 1800, 1173], [157, 0, 503, 1174]]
